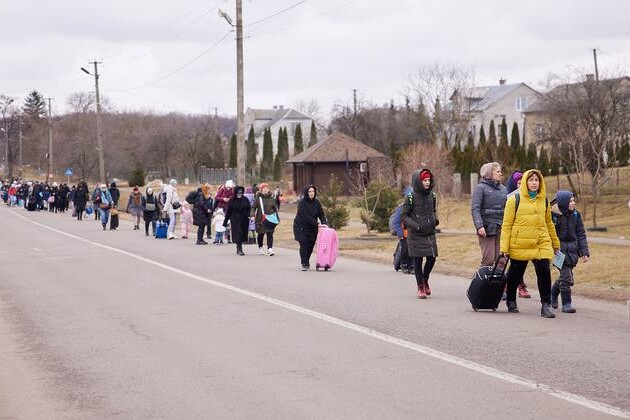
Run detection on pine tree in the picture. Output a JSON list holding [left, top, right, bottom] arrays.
[[23, 90, 47, 119], [618, 141, 630, 166], [273, 154, 282, 181], [500, 117, 508, 144], [488, 120, 497, 145], [278, 126, 289, 161], [526, 142, 538, 169], [479, 125, 486, 145], [246, 125, 257, 172], [260, 128, 273, 179], [229, 133, 237, 168], [211, 134, 225, 168], [549, 144, 560, 175], [308, 120, 317, 147], [510, 122, 520, 151], [293, 123, 303, 155], [538, 147, 550, 175]]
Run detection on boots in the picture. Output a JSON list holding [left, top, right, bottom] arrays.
[[541, 303, 556, 318], [506, 301, 519, 313], [551, 282, 560, 309], [236, 245, 245, 256], [424, 278, 431, 296], [561, 290, 576, 313], [518, 282, 531, 298], [417, 285, 427, 299]]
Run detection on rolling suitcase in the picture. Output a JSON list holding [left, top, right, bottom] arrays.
[[110, 214, 119, 230], [155, 221, 168, 239], [316, 227, 338, 271], [467, 255, 509, 311]]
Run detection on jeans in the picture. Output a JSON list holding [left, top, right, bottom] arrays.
[[98, 208, 110, 224]]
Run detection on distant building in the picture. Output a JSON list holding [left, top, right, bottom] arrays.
[[244, 106, 314, 162], [453, 79, 542, 146], [286, 131, 392, 195]]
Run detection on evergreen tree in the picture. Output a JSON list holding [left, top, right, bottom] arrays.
[[308, 120, 318, 147], [229, 133, 237, 168], [549, 144, 560, 175], [450, 136, 462, 173], [23, 90, 47, 119], [488, 120, 497, 145], [260, 127, 273, 179], [479, 125, 486, 145], [273, 154, 282, 181], [293, 123, 304, 155], [618, 140, 630, 166], [210, 134, 225, 168], [538, 147, 550, 175], [526, 142, 538, 169], [246, 125, 257, 172], [510, 122, 520, 151], [278, 126, 289, 161], [500, 117, 508, 144]]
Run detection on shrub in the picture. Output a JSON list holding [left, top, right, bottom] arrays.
[[358, 180, 399, 233], [319, 174, 349, 230], [128, 166, 146, 188]]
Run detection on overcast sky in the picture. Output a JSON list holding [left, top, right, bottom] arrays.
[[1, 0, 629, 120]]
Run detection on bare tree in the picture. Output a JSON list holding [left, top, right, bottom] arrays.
[[538, 71, 630, 227], [399, 142, 455, 197]]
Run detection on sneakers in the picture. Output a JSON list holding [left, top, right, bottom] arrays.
[[267, 248, 274, 256], [417, 286, 427, 299], [237, 249, 245, 256], [541, 303, 556, 318], [168, 234, 177, 240], [258, 247, 265, 255], [196, 240, 207, 245], [518, 284, 531, 298], [301, 264, 308, 271]]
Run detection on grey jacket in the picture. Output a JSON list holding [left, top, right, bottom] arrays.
[[471, 180, 508, 236]]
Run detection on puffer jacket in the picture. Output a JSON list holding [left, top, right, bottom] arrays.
[[500, 169, 560, 261], [551, 190, 589, 267], [471, 179, 507, 236], [402, 169, 439, 258]]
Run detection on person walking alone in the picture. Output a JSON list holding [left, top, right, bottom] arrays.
[[293, 185, 327, 271]]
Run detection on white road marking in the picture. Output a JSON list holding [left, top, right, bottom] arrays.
[[10, 210, 630, 419]]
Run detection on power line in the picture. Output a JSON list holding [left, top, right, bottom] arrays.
[[246, 0, 308, 28], [115, 30, 232, 92]]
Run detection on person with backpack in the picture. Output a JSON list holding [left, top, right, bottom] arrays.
[[505, 170, 532, 299], [550, 191, 590, 313], [94, 183, 113, 230], [402, 169, 439, 299], [142, 187, 160, 236], [500, 169, 560, 318], [390, 188, 412, 273]]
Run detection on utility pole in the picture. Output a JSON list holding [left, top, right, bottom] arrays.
[[236, 0, 245, 186], [592, 48, 599, 81], [47, 97, 53, 183], [352, 89, 357, 138], [18, 115, 23, 167], [81, 61, 106, 183]]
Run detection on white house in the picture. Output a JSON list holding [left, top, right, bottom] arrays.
[[244, 106, 314, 162], [456, 80, 542, 146]]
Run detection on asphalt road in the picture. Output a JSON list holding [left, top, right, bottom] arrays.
[[1, 207, 629, 419]]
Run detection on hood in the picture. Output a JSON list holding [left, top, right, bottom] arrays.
[[518, 169, 547, 199], [234, 186, 245, 195], [555, 190, 573, 213], [110, 182, 117, 188], [411, 168, 434, 194], [302, 185, 317, 201], [506, 170, 523, 194]]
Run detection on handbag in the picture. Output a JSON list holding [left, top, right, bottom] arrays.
[[99, 202, 110, 209], [259, 196, 279, 230], [171, 201, 181, 210], [110, 208, 119, 216]]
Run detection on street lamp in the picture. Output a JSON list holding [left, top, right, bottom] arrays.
[[81, 62, 106, 183], [219, 2, 245, 185]]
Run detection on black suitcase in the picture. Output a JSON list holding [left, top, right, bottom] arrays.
[[393, 241, 403, 271], [467, 255, 509, 311], [110, 214, 119, 230]]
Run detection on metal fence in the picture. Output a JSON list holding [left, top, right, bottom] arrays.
[[199, 167, 237, 185]]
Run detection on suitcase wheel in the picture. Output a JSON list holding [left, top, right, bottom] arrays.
[[316, 264, 320, 271], [472, 305, 478, 312]]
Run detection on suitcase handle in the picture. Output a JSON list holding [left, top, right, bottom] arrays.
[[492, 254, 509, 277]]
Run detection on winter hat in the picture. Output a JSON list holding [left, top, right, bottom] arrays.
[[420, 170, 432, 181], [215, 207, 224, 215], [225, 180, 235, 188], [169, 179, 177, 186], [235, 186, 245, 195], [146, 187, 153, 194], [258, 182, 270, 191], [100, 184, 107, 191], [133, 186, 139, 191]]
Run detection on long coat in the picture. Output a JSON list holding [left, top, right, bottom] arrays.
[[192, 189, 211, 226], [402, 169, 439, 258], [224, 190, 251, 244], [293, 186, 327, 244], [500, 169, 560, 261]]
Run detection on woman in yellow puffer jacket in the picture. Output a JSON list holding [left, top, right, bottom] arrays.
[[500, 169, 560, 318]]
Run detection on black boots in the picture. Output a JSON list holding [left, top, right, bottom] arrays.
[[561, 290, 576, 313], [541, 303, 556, 318], [551, 282, 560, 309], [507, 301, 519, 313]]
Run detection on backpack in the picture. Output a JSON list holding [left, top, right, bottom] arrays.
[[513, 192, 548, 216], [185, 190, 198, 205], [388, 205, 401, 236]]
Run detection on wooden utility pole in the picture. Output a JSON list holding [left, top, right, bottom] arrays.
[[592, 48, 599, 81], [236, 0, 245, 185], [47, 97, 53, 182], [92, 61, 106, 184]]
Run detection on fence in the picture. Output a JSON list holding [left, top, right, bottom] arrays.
[[199, 167, 237, 185]]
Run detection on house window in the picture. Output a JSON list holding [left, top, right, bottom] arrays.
[[516, 97, 527, 111], [534, 124, 545, 139]]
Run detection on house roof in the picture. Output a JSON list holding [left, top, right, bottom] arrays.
[[286, 131, 387, 163], [459, 83, 538, 112], [523, 76, 630, 113], [246, 107, 312, 136]]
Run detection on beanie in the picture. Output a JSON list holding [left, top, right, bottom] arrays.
[[420, 170, 432, 181]]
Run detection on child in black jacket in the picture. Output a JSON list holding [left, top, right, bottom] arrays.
[[551, 191, 590, 313]]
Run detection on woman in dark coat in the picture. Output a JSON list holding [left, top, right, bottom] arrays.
[[224, 186, 251, 255], [73, 182, 89, 221], [402, 168, 439, 299], [293, 185, 327, 271], [192, 185, 213, 245], [142, 187, 161, 236]]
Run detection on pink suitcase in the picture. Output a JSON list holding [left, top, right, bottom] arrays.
[[316, 227, 338, 271]]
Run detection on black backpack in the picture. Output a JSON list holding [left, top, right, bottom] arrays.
[[185, 190, 198, 205]]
